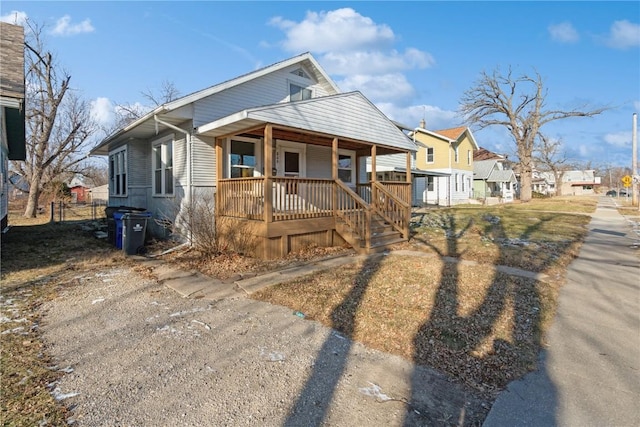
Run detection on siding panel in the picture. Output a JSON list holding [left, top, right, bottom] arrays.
[[192, 135, 216, 186], [193, 66, 332, 128]]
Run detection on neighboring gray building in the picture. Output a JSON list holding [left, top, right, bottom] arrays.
[[473, 159, 517, 203], [1, 22, 26, 230]]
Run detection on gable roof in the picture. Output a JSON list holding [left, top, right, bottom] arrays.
[[90, 52, 340, 155], [196, 91, 417, 153], [474, 159, 516, 183], [434, 126, 480, 150], [474, 159, 498, 180], [474, 147, 505, 161], [435, 126, 467, 140], [487, 169, 517, 183], [409, 125, 479, 150]]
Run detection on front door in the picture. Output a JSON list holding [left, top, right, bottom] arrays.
[[277, 142, 306, 179], [275, 142, 306, 211]]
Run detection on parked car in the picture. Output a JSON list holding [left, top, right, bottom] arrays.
[[619, 188, 630, 197], [606, 190, 617, 197]]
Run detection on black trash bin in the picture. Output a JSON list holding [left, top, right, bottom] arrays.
[[104, 206, 146, 248], [122, 212, 152, 255]]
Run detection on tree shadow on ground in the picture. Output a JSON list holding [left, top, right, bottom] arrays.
[[404, 213, 560, 426], [284, 255, 384, 426]]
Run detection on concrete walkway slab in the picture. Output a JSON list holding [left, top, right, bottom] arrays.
[[235, 254, 369, 295]]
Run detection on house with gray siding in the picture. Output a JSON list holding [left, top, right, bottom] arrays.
[[91, 52, 417, 258], [473, 159, 517, 203]]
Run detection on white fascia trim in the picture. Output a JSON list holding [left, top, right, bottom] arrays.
[[196, 110, 249, 135], [464, 128, 480, 150], [412, 127, 455, 143]]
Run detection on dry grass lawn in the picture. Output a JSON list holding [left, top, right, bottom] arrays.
[[252, 196, 597, 396]]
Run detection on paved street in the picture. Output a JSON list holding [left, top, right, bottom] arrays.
[[484, 197, 640, 426]]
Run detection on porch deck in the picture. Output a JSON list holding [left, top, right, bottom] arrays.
[[216, 177, 411, 259]]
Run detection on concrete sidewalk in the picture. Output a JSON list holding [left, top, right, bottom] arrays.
[[484, 197, 640, 427], [137, 252, 371, 301]]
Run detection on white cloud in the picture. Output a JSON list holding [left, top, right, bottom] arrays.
[[321, 49, 434, 75], [604, 20, 640, 49], [270, 7, 433, 107], [548, 22, 579, 43], [51, 15, 94, 36], [604, 131, 631, 147], [578, 144, 592, 157], [90, 97, 115, 126], [0, 10, 28, 26], [337, 73, 415, 103], [270, 8, 395, 53]]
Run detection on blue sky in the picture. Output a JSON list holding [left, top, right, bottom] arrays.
[[2, 1, 639, 168]]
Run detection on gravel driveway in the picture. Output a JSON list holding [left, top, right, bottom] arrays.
[[41, 264, 488, 426]]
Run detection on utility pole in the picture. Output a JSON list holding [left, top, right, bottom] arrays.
[[632, 113, 638, 209]]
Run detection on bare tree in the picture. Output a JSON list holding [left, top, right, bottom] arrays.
[[104, 80, 181, 137], [141, 79, 181, 106], [12, 20, 97, 217], [460, 67, 606, 202], [534, 134, 572, 196]]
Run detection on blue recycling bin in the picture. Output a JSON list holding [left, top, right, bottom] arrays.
[[122, 212, 152, 255], [113, 211, 127, 249]]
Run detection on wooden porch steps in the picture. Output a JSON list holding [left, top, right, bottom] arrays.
[[335, 212, 405, 254]]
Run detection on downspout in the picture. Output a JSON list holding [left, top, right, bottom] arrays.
[[448, 140, 453, 206], [154, 115, 193, 245]]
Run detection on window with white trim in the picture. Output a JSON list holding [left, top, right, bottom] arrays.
[[289, 83, 312, 101], [426, 147, 434, 163], [454, 173, 459, 191], [454, 145, 459, 163], [109, 147, 127, 196], [153, 136, 174, 196], [230, 139, 257, 178], [427, 176, 435, 191], [467, 150, 471, 165], [338, 151, 355, 183]]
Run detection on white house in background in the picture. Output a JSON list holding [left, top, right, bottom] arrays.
[[560, 170, 601, 195], [530, 170, 556, 195], [90, 52, 417, 258]]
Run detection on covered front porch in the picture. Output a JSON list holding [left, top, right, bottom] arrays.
[[204, 123, 413, 259]]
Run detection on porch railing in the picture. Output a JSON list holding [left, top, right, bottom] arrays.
[[217, 177, 265, 220], [271, 177, 334, 221], [217, 177, 335, 222], [356, 181, 411, 205], [380, 182, 411, 204], [217, 177, 409, 243], [335, 180, 371, 247], [371, 181, 411, 238]]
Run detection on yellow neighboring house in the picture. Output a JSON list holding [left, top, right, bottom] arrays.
[[410, 123, 479, 206]]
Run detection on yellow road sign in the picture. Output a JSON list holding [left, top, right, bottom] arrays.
[[622, 175, 632, 187]]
